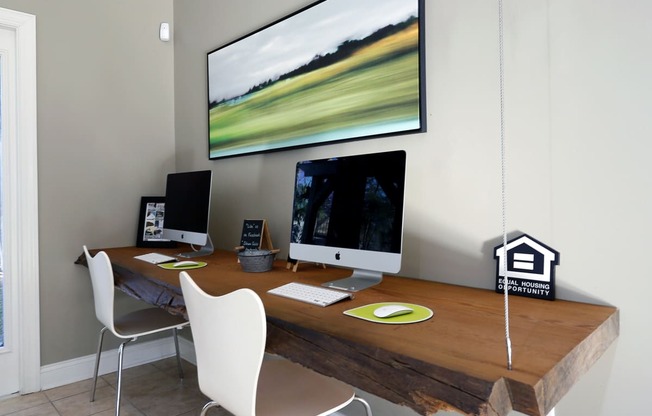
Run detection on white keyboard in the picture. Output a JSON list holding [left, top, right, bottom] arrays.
[[267, 282, 353, 307]]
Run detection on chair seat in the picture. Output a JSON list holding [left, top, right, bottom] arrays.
[[113, 308, 188, 338], [256, 359, 355, 416], [179, 274, 372, 416], [84, 246, 189, 416]]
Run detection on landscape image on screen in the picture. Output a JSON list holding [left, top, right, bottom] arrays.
[[207, 0, 423, 159]]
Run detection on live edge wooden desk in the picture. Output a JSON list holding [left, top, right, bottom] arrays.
[[76, 247, 619, 416]]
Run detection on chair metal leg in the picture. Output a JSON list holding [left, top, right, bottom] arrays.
[[353, 396, 373, 416], [114, 338, 134, 416], [90, 327, 108, 402], [173, 327, 184, 379], [200, 401, 221, 416]]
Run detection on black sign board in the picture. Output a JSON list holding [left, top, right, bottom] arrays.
[[240, 219, 265, 250]]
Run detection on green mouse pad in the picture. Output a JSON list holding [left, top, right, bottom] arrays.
[[343, 302, 434, 324], [158, 261, 208, 271]]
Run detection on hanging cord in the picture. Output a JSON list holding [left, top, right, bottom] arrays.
[[498, 0, 513, 371]]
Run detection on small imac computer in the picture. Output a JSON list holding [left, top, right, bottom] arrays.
[[162, 170, 214, 258], [289, 150, 407, 291]]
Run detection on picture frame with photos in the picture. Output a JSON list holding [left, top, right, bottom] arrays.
[[136, 196, 177, 248]]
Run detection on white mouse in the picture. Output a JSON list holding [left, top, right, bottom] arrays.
[[373, 304, 414, 318], [172, 261, 199, 268]]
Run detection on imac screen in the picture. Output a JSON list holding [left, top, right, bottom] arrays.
[[289, 150, 406, 291], [162, 170, 214, 257]]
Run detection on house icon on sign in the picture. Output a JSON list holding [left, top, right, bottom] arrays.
[[494, 233, 560, 300]]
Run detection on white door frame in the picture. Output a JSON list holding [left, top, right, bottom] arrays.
[[0, 7, 39, 395]]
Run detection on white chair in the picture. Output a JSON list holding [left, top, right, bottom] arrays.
[[179, 271, 372, 416], [83, 246, 189, 416]]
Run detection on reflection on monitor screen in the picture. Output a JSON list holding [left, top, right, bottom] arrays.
[[162, 170, 214, 258], [289, 150, 406, 291]]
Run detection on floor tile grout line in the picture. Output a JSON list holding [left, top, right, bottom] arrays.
[[1, 358, 204, 416]]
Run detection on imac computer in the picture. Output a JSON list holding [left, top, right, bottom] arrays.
[[289, 150, 407, 291], [162, 170, 214, 258]]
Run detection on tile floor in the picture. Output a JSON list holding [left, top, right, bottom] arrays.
[[0, 358, 231, 416]]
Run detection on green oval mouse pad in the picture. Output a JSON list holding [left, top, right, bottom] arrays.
[[343, 302, 434, 324]]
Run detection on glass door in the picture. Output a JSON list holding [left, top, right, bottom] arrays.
[[0, 131, 3, 347], [0, 9, 39, 396], [0, 57, 3, 350], [0, 25, 20, 396]]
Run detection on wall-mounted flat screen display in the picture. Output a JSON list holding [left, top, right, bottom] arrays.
[[207, 0, 426, 159]]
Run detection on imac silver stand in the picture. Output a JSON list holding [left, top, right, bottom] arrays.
[[322, 269, 383, 292], [178, 235, 214, 259]]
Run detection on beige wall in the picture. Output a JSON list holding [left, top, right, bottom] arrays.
[[0, 0, 176, 364], [174, 1, 651, 416], [0, 0, 648, 414]]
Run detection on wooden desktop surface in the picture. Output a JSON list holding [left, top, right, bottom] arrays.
[[77, 246, 619, 416]]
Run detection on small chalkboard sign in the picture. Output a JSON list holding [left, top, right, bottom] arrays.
[[237, 219, 273, 251]]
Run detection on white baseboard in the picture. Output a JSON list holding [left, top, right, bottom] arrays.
[[38, 339, 414, 416], [40, 336, 196, 391]]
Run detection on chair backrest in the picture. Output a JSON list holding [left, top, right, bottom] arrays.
[[83, 246, 116, 332], [179, 272, 265, 416]]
